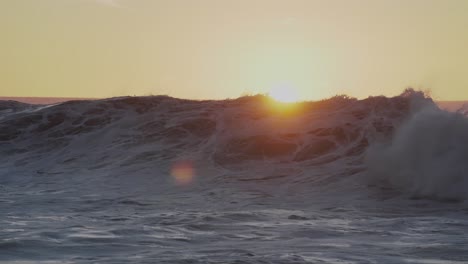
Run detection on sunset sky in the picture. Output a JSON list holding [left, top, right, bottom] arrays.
[[1, 0, 468, 100]]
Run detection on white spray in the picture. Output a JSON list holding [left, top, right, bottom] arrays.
[[366, 92, 468, 201]]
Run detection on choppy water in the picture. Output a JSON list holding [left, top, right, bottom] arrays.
[[1, 89, 468, 263]]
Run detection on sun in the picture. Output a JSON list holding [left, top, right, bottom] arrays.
[[268, 84, 299, 103]]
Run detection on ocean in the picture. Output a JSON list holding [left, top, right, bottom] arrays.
[[1, 90, 467, 263]]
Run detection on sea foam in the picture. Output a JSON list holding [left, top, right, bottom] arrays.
[[366, 92, 468, 201]]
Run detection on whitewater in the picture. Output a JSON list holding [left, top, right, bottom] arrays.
[[0, 89, 467, 263]]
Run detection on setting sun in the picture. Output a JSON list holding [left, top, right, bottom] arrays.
[[268, 84, 300, 103]]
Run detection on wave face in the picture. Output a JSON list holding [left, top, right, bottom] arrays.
[[1, 90, 468, 263], [1, 90, 467, 200]]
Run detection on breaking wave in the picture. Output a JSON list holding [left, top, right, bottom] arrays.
[[366, 94, 468, 201], [1, 89, 467, 201]]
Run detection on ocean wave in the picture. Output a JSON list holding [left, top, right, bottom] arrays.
[[1, 89, 466, 201]]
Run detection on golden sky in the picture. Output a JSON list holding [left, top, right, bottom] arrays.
[[1, 0, 468, 100]]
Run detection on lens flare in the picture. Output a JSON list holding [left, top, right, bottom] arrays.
[[171, 160, 195, 185]]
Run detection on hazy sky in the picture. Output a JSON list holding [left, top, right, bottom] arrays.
[[1, 0, 468, 100]]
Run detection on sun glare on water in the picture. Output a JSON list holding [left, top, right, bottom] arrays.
[[268, 84, 300, 103]]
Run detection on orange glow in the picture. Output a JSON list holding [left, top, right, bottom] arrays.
[[264, 96, 303, 117], [171, 160, 195, 185]]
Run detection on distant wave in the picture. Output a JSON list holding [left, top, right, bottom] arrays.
[[1, 89, 467, 201]]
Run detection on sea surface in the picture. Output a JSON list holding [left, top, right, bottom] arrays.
[[1, 90, 468, 263]]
